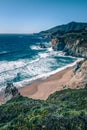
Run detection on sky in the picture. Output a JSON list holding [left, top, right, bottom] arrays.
[[0, 0, 87, 33]]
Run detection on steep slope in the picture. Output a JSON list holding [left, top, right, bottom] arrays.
[[40, 22, 87, 37], [40, 22, 87, 58], [51, 29, 87, 58], [0, 88, 87, 130], [66, 60, 87, 89]]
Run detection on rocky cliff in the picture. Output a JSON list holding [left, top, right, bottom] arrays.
[[65, 60, 87, 89], [51, 29, 87, 58], [4, 83, 20, 103], [39, 22, 87, 58]]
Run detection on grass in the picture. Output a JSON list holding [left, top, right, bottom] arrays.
[[0, 87, 87, 130]]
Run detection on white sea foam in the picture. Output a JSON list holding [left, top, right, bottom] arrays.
[[0, 54, 56, 90], [47, 47, 53, 52], [30, 45, 45, 50], [0, 60, 26, 73], [30, 41, 51, 51], [13, 57, 84, 89], [0, 44, 83, 91], [38, 52, 49, 58], [47, 47, 65, 56]]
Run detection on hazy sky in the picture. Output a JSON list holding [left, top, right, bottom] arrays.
[[0, 0, 87, 33]]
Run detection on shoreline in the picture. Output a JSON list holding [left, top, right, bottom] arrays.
[[19, 66, 74, 100], [13, 57, 83, 89], [19, 58, 83, 100], [0, 65, 74, 104], [0, 58, 83, 103]]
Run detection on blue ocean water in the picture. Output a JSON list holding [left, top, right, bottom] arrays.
[[0, 34, 77, 89]]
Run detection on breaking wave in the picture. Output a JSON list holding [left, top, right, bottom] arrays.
[[0, 35, 81, 90]]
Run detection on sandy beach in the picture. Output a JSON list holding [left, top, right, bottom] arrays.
[[19, 66, 73, 100], [0, 66, 74, 104]]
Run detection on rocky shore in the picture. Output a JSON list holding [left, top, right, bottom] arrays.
[[51, 29, 87, 58], [0, 22, 87, 103], [40, 22, 87, 58]]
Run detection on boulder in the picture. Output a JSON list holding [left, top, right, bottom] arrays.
[[4, 83, 20, 102]]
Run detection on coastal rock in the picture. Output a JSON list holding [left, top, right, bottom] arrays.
[[66, 60, 87, 89], [51, 29, 87, 58], [51, 38, 58, 51], [51, 38, 65, 51], [4, 83, 20, 102], [39, 43, 46, 48], [73, 60, 83, 74]]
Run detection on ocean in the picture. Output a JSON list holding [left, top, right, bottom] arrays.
[[0, 34, 77, 90]]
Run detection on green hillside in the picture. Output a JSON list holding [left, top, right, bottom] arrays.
[[0, 87, 87, 130], [40, 22, 87, 36]]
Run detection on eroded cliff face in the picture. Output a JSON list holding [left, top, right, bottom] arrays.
[[51, 29, 87, 89], [66, 60, 87, 89], [4, 83, 20, 103], [51, 37, 65, 51], [51, 29, 87, 58]]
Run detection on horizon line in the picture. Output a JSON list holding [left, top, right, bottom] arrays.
[[0, 21, 87, 34]]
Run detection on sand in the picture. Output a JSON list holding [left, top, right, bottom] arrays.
[[19, 67, 73, 100], [0, 66, 74, 104]]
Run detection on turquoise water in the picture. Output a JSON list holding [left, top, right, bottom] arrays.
[[0, 34, 76, 89]]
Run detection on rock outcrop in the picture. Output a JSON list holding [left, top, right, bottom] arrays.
[[51, 29, 87, 58], [4, 83, 20, 102], [66, 60, 87, 89], [39, 43, 46, 48], [39, 22, 87, 58], [51, 37, 65, 51]]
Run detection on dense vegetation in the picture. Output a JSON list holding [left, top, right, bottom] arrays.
[[40, 22, 87, 58], [0, 87, 87, 130], [40, 21, 87, 37]]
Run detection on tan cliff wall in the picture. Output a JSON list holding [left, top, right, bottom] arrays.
[[66, 60, 87, 89]]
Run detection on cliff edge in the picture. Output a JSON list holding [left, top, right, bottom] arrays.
[[65, 60, 87, 89], [51, 29, 87, 58]]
